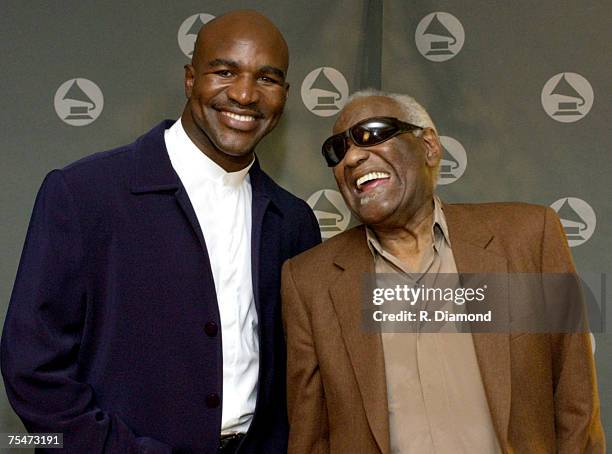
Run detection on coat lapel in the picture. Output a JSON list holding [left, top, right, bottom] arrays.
[[248, 160, 285, 414], [329, 228, 390, 454], [249, 175, 270, 318], [443, 204, 512, 450], [248, 159, 284, 318], [128, 120, 216, 289]]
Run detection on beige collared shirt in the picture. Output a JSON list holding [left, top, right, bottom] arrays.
[[366, 197, 501, 454]]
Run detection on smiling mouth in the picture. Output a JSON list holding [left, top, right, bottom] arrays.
[[217, 109, 261, 132], [220, 111, 257, 122], [356, 171, 390, 191]]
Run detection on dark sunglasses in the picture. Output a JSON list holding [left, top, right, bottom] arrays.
[[322, 116, 423, 167]]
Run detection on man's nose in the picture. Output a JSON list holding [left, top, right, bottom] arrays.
[[226, 75, 259, 106], [342, 141, 369, 167]]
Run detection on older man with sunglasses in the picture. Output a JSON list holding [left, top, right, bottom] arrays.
[[281, 89, 604, 453]]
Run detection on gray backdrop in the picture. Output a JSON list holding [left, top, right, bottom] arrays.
[[1, 0, 610, 448]]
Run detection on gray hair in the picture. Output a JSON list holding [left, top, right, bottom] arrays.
[[346, 89, 438, 136]]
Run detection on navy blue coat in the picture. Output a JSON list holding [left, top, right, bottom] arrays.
[[1, 120, 321, 453]]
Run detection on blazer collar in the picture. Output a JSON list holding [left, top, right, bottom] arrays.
[[129, 120, 180, 193], [330, 204, 512, 452], [247, 159, 283, 216]]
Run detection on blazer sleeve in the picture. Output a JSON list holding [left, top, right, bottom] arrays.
[[281, 259, 329, 454], [0, 170, 171, 454], [540, 207, 605, 453]]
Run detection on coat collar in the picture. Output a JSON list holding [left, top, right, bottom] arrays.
[[128, 119, 282, 214], [129, 120, 180, 193], [330, 203, 512, 453]]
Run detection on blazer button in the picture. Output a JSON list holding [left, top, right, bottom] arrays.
[[204, 321, 218, 337], [206, 393, 220, 408]]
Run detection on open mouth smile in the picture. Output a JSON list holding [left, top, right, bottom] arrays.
[[220, 111, 257, 122], [355, 171, 391, 191], [217, 109, 261, 131]]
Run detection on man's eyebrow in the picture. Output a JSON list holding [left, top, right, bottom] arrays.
[[259, 65, 286, 80], [206, 59, 285, 79], [207, 58, 239, 68]]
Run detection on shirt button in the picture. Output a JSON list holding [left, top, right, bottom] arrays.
[[204, 321, 218, 337], [206, 393, 220, 408]]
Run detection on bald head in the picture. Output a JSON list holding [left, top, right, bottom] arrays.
[[193, 10, 289, 72]]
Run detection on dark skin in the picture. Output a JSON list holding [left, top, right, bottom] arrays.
[[181, 10, 290, 172], [332, 96, 442, 269]]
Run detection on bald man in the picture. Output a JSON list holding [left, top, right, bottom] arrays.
[[1, 10, 320, 454]]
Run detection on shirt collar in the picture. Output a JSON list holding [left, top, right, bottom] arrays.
[[366, 195, 451, 257], [165, 118, 254, 188], [432, 195, 451, 247]]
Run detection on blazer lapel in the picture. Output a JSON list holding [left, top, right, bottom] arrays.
[[250, 189, 270, 318], [443, 204, 511, 450], [248, 159, 283, 318], [330, 228, 390, 454], [248, 160, 285, 414], [128, 120, 215, 285]]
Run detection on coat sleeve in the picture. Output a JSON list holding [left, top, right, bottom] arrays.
[[540, 207, 605, 453], [0, 170, 171, 454], [281, 259, 329, 454]]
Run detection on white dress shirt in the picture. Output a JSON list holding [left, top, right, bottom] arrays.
[[165, 119, 259, 435]]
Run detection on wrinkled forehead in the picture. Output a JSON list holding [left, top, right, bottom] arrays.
[[333, 96, 404, 134]]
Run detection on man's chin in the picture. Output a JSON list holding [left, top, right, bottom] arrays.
[[214, 133, 262, 156], [213, 138, 258, 158]]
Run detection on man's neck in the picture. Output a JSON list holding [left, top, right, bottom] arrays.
[[371, 199, 435, 269]]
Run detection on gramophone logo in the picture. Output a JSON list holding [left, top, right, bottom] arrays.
[[436, 136, 467, 185], [178, 13, 216, 58], [301, 67, 349, 117], [541, 73, 594, 123], [54, 78, 104, 126], [415, 12, 465, 62], [550, 197, 596, 247], [306, 189, 351, 239]]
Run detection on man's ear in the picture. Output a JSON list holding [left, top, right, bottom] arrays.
[[184, 64, 195, 99], [421, 128, 442, 168]]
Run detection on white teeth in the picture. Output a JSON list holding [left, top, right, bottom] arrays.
[[222, 111, 256, 122], [356, 172, 390, 189]]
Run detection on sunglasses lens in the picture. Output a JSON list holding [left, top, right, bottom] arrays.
[[323, 135, 346, 167], [353, 122, 397, 146]]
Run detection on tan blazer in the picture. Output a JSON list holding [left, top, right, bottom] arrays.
[[282, 202, 605, 454]]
